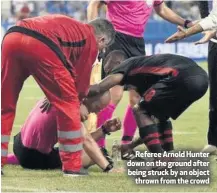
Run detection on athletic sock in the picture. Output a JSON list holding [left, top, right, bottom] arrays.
[[97, 103, 116, 148], [121, 105, 137, 145], [139, 124, 164, 153], [7, 153, 19, 165], [159, 120, 174, 152]]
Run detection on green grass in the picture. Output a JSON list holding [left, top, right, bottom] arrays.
[[1, 63, 217, 192]]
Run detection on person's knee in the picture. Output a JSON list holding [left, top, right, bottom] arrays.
[[132, 104, 146, 126], [192, 75, 209, 100], [133, 103, 155, 127], [132, 104, 140, 118], [129, 90, 141, 107], [110, 86, 124, 105]]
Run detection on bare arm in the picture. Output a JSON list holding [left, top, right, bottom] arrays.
[[87, 74, 124, 97], [81, 123, 109, 170], [184, 23, 204, 36], [91, 118, 121, 140], [90, 127, 105, 141], [87, 0, 105, 21], [165, 24, 204, 43], [154, 2, 192, 27]]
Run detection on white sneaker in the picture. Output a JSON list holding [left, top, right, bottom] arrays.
[[201, 145, 217, 155]]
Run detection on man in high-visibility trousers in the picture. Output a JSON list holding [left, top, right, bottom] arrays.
[[1, 14, 115, 176]]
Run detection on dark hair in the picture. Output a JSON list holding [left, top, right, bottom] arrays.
[[88, 18, 116, 45], [103, 50, 127, 75]]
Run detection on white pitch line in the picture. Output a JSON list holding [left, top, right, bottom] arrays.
[[1, 186, 45, 192]]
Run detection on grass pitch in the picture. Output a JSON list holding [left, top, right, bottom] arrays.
[[1, 63, 217, 192]]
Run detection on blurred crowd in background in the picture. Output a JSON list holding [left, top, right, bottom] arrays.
[[1, 0, 201, 25], [1, 1, 207, 60]]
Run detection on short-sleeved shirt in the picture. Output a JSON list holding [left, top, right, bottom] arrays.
[[21, 100, 58, 154], [110, 54, 198, 95], [104, 0, 163, 37]]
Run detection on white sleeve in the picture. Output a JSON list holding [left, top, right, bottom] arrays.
[[199, 1, 217, 31]]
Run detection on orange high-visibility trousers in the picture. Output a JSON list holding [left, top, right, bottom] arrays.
[[1, 32, 82, 172]]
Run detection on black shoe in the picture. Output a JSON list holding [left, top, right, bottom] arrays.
[[121, 150, 136, 160], [1, 170, 3, 176], [101, 147, 113, 165], [63, 168, 88, 177]]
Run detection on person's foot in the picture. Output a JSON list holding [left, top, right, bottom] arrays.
[[63, 168, 88, 177], [201, 145, 217, 154], [120, 144, 136, 160], [101, 147, 113, 164]]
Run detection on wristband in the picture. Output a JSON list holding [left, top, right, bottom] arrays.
[[101, 125, 111, 135], [184, 20, 192, 28], [103, 163, 113, 172]]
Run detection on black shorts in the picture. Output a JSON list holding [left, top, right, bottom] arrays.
[[101, 31, 145, 78], [13, 133, 61, 170], [139, 66, 209, 120]]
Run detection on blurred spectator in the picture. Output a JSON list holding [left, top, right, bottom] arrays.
[[17, 4, 31, 20], [45, 1, 69, 15], [1, 0, 202, 35], [1, 2, 32, 33]]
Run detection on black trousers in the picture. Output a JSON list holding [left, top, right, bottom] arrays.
[[207, 40, 217, 146], [13, 133, 61, 169]]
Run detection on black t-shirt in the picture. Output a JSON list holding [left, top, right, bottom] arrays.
[[110, 54, 198, 95]]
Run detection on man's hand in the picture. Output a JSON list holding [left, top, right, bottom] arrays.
[[87, 84, 100, 98], [194, 30, 217, 45], [40, 98, 51, 113], [80, 104, 89, 122], [120, 143, 135, 160], [103, 118, 121, 133], [165, 26, 187, 43]]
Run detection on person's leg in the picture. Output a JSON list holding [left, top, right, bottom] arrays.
[[133, 81, 177, 153], [96, 85, 123, 148], [121, 90, 140, 145], [132, 105, 164, 153], [13, 132, 46, 169], [7, 154, 19, 165], [158, 120, 174, 152], [87, 57, 102, 133], [46, 147, 62, 169], [97, 48, 127, 149], [1, 33, 30, 168], [18, 35, 83, 174], [207, 41, 217, 148]]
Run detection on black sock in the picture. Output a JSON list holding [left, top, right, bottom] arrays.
[[139, 124, 164, 153], [121, 136, 133, 144], [158, 120, 174, 151]]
